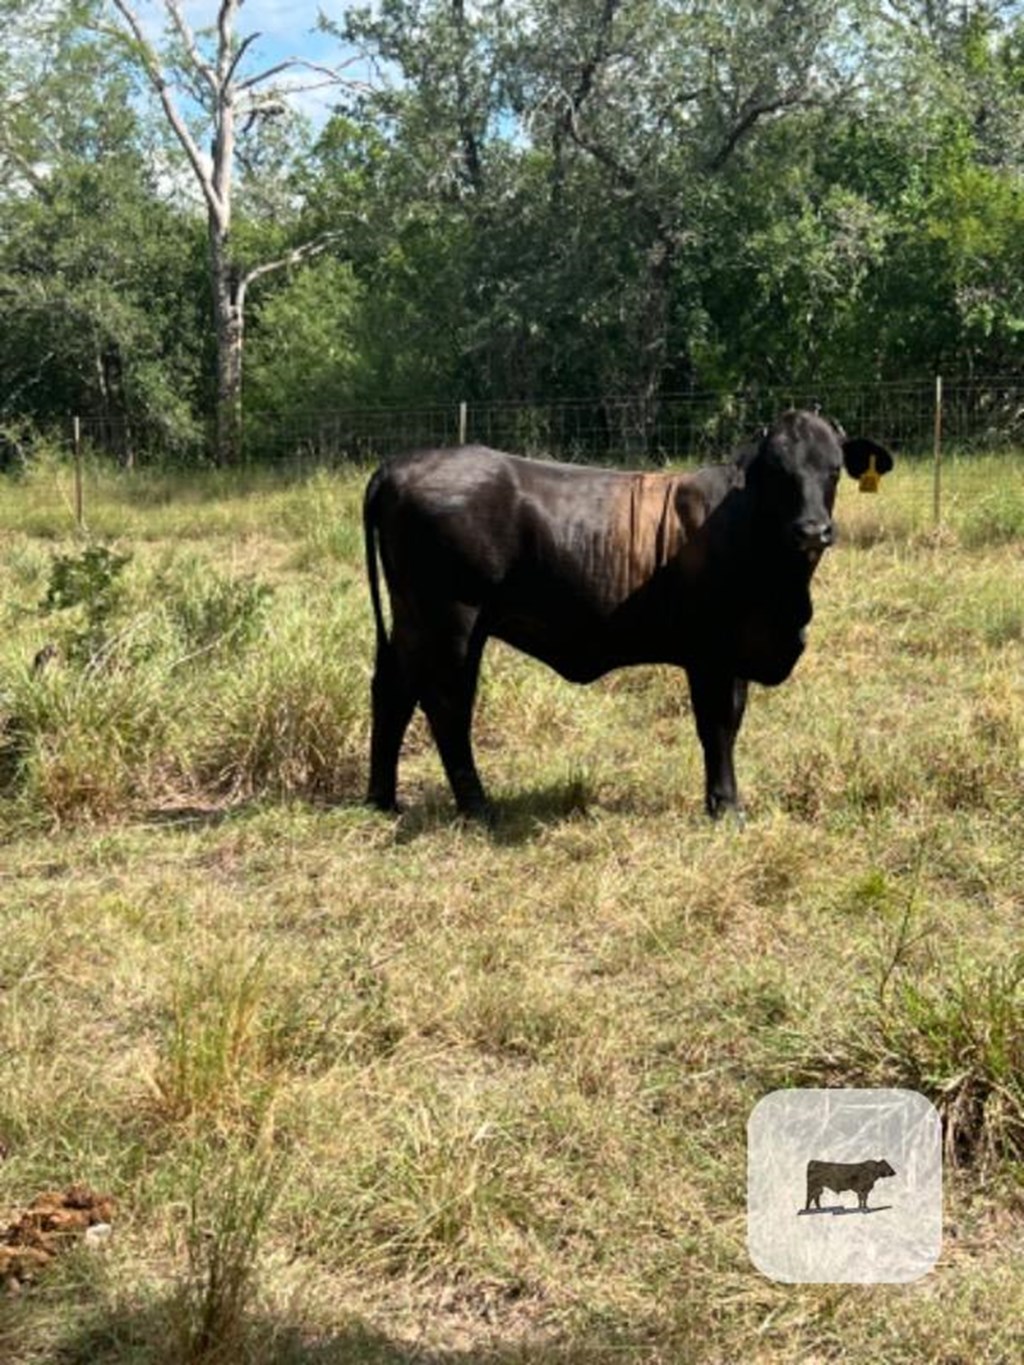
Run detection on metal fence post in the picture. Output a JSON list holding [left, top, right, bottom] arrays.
[[458, 400, 468, 445], [932, 375, 943, 526], [73, 415, 84, 531]]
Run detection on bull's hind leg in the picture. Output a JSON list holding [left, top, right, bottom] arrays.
[[416, 611, 490, 820], [687, 667, 749, 819], [368, 637, 417, 811]]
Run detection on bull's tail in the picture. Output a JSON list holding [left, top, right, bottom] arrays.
[[363, 467, 389, 650]]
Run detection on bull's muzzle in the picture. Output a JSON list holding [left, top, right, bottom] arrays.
[[793, 519, 834, 555]]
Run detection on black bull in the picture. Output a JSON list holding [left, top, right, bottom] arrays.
[[805, 1159, 896, 1211], [364, 409, 893, 820]]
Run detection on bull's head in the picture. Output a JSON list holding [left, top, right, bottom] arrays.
[[747, 410, 894, 564]]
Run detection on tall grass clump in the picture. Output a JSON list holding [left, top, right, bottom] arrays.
[[954, 469, 1024, 548], [0, 657, 175, 826], [779, 953, 1024, 1169], [145, 952, 281, 1136], [0, 545, 286, 825], [153, 554, 273, 657], [187, 593, 369, 801], [281, 467, 368, 569], [166, 1140, 286, 1365]]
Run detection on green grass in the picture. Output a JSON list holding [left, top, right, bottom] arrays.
[[0, 453, 1022, 1361]]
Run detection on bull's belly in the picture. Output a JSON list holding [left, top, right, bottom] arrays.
[[491, 616, 679, 684], [488, 602, 809, 688]]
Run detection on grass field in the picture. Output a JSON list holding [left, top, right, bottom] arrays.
[[0, 452, 1022, 1362]]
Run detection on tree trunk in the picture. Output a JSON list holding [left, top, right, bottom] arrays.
[[107, 0, 341, 465], [211, 224, 244, 464]]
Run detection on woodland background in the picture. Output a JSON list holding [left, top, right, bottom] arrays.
[[3, 1, 1024, 464]]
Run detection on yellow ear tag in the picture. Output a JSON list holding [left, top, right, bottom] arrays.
[[859, 452, 880, 493]]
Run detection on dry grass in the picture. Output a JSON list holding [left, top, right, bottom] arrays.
[[0, 453, 1022, 1362]]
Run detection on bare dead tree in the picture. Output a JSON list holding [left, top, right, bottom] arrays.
[[103, 0, 355, 463]]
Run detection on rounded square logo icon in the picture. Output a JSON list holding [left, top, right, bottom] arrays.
[[747, 1088, 942, 1284]]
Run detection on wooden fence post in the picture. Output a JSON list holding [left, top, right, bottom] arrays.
[[73, 416, 84, 531], [932, 375, 943, 527]]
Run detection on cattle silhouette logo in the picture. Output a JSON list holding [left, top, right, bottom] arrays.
[[802, 1157, 896, 1213], [748, 1089, 941, 1283]]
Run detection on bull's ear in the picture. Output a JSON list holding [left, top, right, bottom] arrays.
[[842, 437, 894, 479]]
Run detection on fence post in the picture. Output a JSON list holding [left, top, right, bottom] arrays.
[[72, 415, 84, 532], [458, 400, 467, 446], [932, 375, 943, 527]]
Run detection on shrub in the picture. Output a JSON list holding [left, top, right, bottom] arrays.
[[38, 543, 132, 666]]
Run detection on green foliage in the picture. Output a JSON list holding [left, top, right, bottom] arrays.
[[155, 558, 273, 655], [0, 15, 209, 448], [5, 2, 1024, 452], [245, 258, 364, 437], [39, 543, 132, 665]]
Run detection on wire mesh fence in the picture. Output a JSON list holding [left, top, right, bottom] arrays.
[[238, 376, 1024, 466], [0, 378, 1015, 544], [55, 375, 1024, 471], [18, 374, 1009, 537]]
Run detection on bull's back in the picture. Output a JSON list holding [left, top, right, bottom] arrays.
[[374, 445, 684, 610]]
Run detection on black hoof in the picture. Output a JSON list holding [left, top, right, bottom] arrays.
[[456, 797, 496, 828], [706, 800, 746, 827]]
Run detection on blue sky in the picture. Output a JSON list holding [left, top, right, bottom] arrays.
[[172, 1, 366, 130]]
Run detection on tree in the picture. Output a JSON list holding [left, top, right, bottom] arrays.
[[0, 3, 207, 452], [332, 1, 873, 441], [513, 2, 865, 421], [99, 1, 354, 461]]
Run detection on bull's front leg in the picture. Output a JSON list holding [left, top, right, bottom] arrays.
[[686, 667, 749, 819]]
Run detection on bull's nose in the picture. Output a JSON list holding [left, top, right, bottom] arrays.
[[793, 520, 834, 552]]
